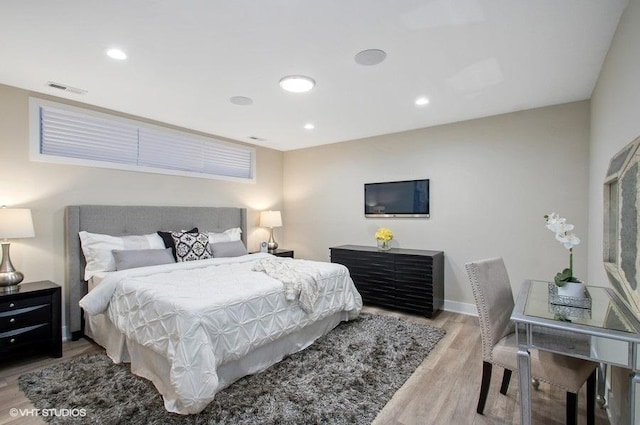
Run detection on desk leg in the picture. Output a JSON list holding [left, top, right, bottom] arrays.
[[518, 347, 532, 425], [632, 372, 640, 425], [596, 363, 607, 408]]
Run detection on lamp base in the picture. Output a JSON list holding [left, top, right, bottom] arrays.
[[0, 242, 25, 292], [267, 228, 278, 251], [0, 270, 24, 288], [0, 281, 20, 293]]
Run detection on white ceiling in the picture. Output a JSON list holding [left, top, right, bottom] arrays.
[[0, 1, 627, 151]]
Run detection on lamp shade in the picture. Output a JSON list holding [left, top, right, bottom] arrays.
[[260, 210, 282, 228], [0, 208, 35, 239]]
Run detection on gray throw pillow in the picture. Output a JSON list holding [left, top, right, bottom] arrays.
[[112, 248, 175, 271], [210, 240, 248, 258]]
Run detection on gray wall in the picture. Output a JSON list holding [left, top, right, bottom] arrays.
[[588, 0, 640, 422], [283, 101, 590, 312], [588, 0, 640, 293]]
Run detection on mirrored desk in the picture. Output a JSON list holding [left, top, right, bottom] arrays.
[[512, 280, 640, 425]]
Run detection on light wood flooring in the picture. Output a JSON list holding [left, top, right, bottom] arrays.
[[0, 308, 611, 424]]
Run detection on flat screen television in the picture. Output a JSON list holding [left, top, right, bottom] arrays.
[[364, 179, 430, 218]]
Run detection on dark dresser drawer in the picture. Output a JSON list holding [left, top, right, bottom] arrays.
[[0, 281, 62, 360]]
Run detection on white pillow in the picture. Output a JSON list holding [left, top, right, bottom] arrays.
[[79, 231, 165, 280], [208, 227, 242, 244]]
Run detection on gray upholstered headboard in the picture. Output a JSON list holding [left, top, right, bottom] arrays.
[[65, 205, 247, 338]]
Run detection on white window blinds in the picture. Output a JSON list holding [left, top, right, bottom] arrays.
[[32, 99, 255, 182], [138, 128, 253, 179], [40, 107, 139, 164]]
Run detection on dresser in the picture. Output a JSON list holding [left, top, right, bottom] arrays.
[[330, 245, 444, 317], [0, 281, 62, 360]]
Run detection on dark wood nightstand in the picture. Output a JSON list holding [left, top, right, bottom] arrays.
[[0, 281, 62, 361], [251, 249, 294, 258], [269, 249, 294, 258]]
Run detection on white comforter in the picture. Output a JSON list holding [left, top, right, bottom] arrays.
[[79, 253, 362, 414]]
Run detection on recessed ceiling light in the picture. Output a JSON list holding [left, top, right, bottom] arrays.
[[354, 49, 387, 66], [279, 75, 315, 93], [230, 96, 254, 106], [304, 123, 315, 130], [106, 48, 127, 60], [415, 97, 430, 106]]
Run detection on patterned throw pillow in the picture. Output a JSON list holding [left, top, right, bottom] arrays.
[[157, 227, 198, 260], [171, 231, 213, 262]]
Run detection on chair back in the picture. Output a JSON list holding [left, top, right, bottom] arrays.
[[465, 257, 515, 362]]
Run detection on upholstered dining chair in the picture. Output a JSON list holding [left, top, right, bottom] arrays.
[[465, 257, 597, 425]]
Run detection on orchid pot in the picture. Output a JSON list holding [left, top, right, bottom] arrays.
[[557, 280, 585, 298]]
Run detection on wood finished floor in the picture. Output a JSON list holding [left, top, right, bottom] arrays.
[[0, 308, 611, 425]]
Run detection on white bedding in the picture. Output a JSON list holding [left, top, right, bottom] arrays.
[[87, 272, 109, 292], [79, 253, 362, 414]]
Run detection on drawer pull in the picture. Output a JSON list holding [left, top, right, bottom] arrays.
[[9, 318, 15, 323], [9, 303, 15, 308], [10, 338, 15, 343]]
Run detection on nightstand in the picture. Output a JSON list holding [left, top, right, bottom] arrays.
[[0, 281, 62, 360], [269, 249, 294, 258], [251, 249, 294, 258]]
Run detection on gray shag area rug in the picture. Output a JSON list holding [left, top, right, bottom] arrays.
[[19, 313, 445, 425]]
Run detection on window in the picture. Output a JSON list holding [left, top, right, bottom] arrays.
[[29, 98, 255, 182]]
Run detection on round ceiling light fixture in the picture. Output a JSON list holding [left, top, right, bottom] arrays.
[[415, 96, 430, 106], [279, 75, 315, 93], [304, 123, 315, 130], [230, 96, 254, 106], [354, 49, 387, 66], [106, 48, 127, 60]]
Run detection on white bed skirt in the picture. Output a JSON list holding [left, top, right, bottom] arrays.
[[85, 310, 349, 413]]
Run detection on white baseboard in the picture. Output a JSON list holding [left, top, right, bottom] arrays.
[[62, 325, 71, 342], [443, 299, 477, 316]]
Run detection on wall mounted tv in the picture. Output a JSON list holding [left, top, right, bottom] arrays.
[[364, 179, 430, 218]]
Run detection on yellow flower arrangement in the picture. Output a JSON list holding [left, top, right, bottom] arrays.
[[375, 227, 394, 242]]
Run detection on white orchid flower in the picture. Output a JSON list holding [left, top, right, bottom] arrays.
[[544, 213, 561, 230], [553, 222, 574, 235], [544, 212, 580, 285], [545, 214, 575, 235], [555, 232, 580, 249], [545, 212, 558, 224]]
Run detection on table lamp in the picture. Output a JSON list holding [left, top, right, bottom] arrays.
[[259, 210, 282, 251], [0, 207, 35, 292]]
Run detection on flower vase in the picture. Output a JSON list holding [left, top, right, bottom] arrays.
[[557, 280, 585, 298], [377, 239, 391, 251]]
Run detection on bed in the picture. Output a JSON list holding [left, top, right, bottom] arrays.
[[65, 205, 362, 414]]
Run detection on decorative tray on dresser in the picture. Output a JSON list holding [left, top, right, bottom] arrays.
[[0, 280, 62, 361]]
